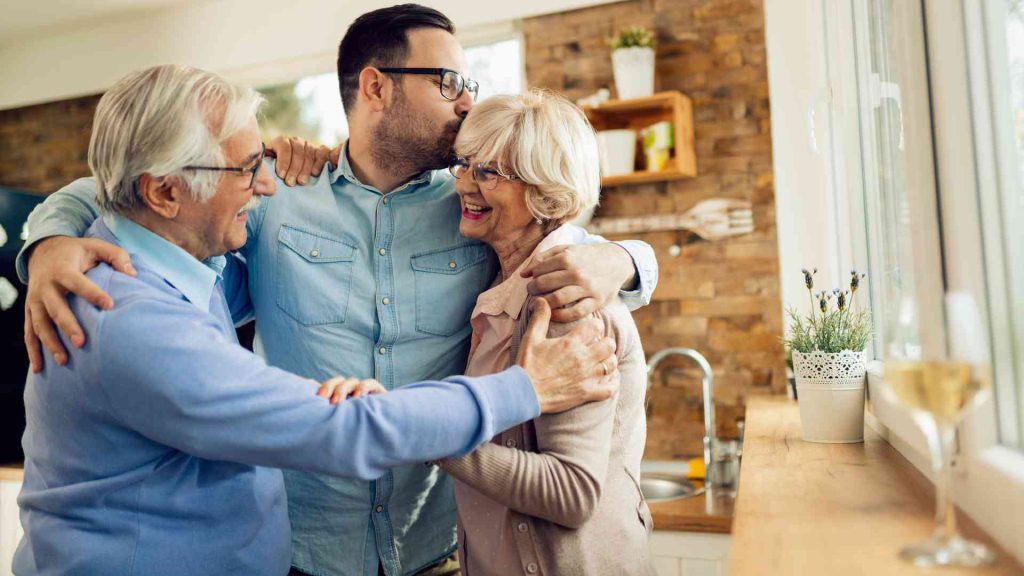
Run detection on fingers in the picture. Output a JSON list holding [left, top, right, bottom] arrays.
[[88, 240, 136, 278], [311, 145, 330, 176], [550, 297, 600, 323], [42, 289, 84, 348], [285, 138, 309, 186], [520, 299, 552, 349], [329, 144, 342, 170], [318, 377, 383, 404], [24, 306, 42, 374], [28, 300, 67, 366], [526, 270, 579, 296], [61, 272, 113, 311], [271, 136, 292, 180], [520, 245, 571, 278], [541, 285, 587, 309], [563, 314, 603, 345]]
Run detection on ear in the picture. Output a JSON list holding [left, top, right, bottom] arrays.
[[357, 67, 391, 113], [137, 173, 185, 219]]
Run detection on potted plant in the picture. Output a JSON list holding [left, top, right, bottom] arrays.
[[784, 268, 872, 443], [610, 26, 656, 100]]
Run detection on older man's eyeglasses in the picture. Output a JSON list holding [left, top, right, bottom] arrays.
[[377, 68, 479, 102], [449, 157, 517, 191], [184, 143, 266, 189]]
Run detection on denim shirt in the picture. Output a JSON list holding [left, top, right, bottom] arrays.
[[17, 153, 658, 576]]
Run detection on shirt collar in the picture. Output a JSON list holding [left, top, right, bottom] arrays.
[[104, 214, 220, 312], [330, 140, 437, 192], [473, 224, 577, 321]]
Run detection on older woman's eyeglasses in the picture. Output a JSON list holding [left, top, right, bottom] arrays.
[[449, 157, 517, 191], [184, 143, 266, 189], [377, 68, 479, 102]]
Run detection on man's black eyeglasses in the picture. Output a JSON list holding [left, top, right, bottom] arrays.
[[184, 142, 266, 189], [377, 68, 479, 102]]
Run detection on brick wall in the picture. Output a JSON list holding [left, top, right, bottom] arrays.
[[0, 95, 100, 195], [523, 0, 785, 458]]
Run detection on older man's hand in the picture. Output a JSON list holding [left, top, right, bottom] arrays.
[[317, 377, 387, 404], [516, 299, 618, 414], [521, 243, 636, 323], [24, 236, 136, 372], [266, 135, 332, 187]]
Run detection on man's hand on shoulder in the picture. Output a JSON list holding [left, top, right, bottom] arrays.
[[265, 135, 332, 187], [24, 236, 135, 373]]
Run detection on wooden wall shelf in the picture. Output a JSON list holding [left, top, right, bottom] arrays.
[[582, 91, 697, 187]]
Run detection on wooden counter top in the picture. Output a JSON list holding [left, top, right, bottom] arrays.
[[649, 483, 734, 533], [0, 462, 23, 482], [728, 396, 1022, 575]]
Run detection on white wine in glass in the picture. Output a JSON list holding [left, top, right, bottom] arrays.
[[883, 294, 996, 567]]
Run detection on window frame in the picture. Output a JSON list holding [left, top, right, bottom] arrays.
[[819, 0, 1024, 560]]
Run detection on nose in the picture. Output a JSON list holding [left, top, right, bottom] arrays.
[[254, 160, 277, 197], [454, 170, 478, 194], [454, 88, 474, 119]]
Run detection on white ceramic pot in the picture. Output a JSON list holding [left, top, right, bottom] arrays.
[[612, 46, 656, 100], [792, 350, 867, 443], [597, 129, 637, 177]]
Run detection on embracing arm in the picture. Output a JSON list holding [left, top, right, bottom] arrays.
[[522, 226, 659, 323], [97, 295, 541, 481]]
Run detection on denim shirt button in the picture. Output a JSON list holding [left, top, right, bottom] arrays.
[[448, 261, 457, 269], [379, 347, 387, 355], [375, 505, 384, 513], [379, 248, 387, 256], [309, 249, 319, 258]]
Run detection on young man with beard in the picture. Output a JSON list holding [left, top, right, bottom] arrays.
[[17, 5, 659, 576]]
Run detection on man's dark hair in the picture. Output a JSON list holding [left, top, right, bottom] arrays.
[[337, 4, 455, 113]]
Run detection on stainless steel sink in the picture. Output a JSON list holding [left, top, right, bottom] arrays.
[[639, 474, 704, 502]]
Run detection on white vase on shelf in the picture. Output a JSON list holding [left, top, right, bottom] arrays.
[[612, 47, 655, 100]]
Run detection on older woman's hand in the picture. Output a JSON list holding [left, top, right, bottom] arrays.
[[317, 377, 387, 404], [522, 243, 637, 323]]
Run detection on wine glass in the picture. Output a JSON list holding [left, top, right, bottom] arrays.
[[882, 292, 996, 567]]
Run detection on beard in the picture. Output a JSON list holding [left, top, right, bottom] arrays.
[[372, 88, 462, 175]]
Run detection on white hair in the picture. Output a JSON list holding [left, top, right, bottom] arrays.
[[88, 64, 264, 214], [454, 89, 601, 224]]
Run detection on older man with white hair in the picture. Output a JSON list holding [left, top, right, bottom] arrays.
[[12, 64, 618, 576]]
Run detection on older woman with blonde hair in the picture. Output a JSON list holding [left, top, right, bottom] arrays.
[[437, 89, 656, 576]]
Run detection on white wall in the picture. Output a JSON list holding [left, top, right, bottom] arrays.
[[0, 0, 618, 110]]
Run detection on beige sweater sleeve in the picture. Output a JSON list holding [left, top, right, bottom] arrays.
[[438, 308, 625, 529]]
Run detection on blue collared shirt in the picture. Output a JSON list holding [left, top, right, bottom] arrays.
[[14, 216, 541, 576], [17, 153, 658, 576]]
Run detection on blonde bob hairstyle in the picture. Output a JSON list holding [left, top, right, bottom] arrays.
[[454, 89, 601, 225]]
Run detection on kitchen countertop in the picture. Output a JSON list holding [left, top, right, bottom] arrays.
[[0, 462, 23, 482], [728, 396, 1023, 575], [649, 483, 734, 533]]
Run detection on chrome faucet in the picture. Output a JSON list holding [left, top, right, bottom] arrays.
[[646, 348, 716, 486]]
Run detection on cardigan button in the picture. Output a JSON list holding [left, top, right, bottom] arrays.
[[526, 562, 538, 573], [505, 439, 516, 448], [517, 522, 528, 533]]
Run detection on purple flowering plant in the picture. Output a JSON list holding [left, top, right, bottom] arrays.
[[784, 268, 872, 354]]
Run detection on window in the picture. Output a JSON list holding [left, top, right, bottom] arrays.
[[818, 0, 1024, 558], [259, 73, 348, 147], [256, 31, 524, 149], [965, 0, 1024, 448], [464, 37, 524, 98]]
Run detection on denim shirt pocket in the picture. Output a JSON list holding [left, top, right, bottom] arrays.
[[410, 243, 492, 337], [276, 224, 357, 325]]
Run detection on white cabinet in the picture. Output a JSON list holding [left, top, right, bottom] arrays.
[[0, 476, 22, 576], [650, 530, 730, 576]]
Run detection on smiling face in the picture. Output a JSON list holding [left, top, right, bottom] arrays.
[[454, 157, 536, 247], [176, 119, 276, 259]]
